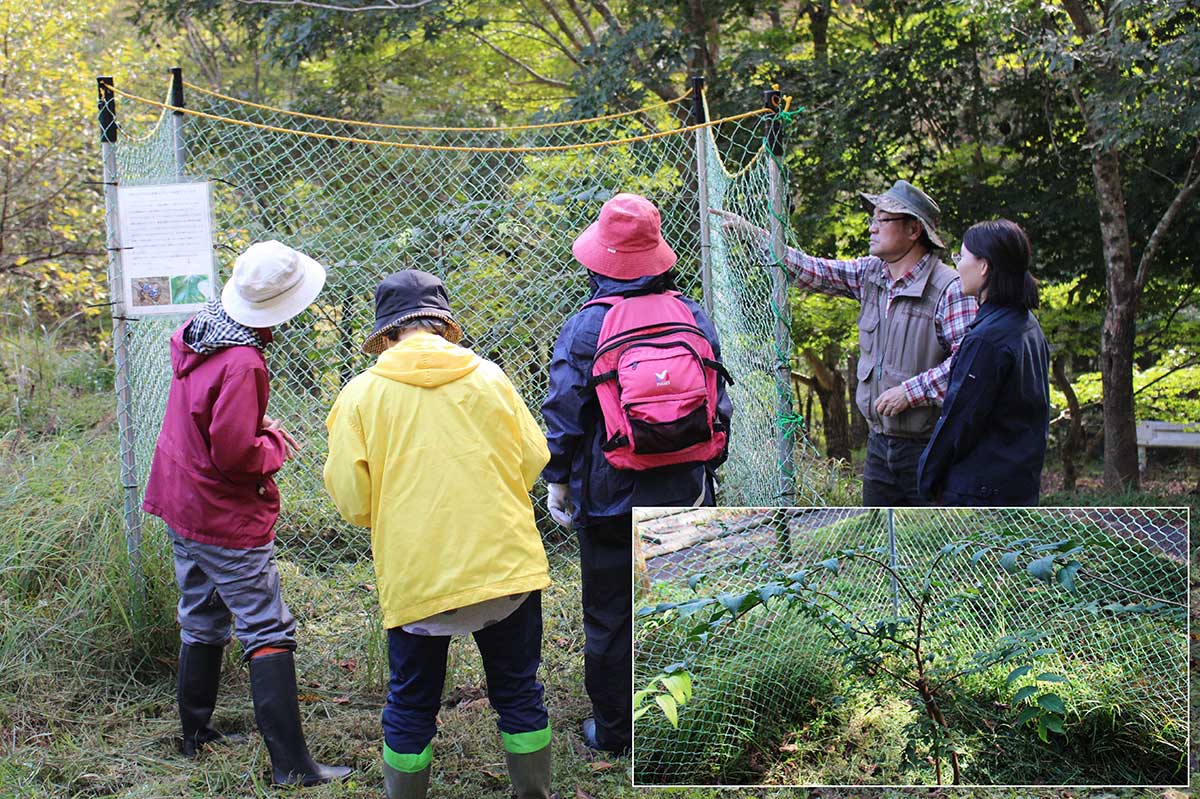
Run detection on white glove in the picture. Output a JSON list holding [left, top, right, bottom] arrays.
[[546, 483, 574, 528]]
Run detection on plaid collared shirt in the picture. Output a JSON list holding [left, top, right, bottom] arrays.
[[783, 248, 978, 407]]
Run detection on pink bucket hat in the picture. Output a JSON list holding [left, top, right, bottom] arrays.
[[572, 193, 678, 279]]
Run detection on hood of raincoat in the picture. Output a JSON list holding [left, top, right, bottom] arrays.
[[367, 331, 480, 387]]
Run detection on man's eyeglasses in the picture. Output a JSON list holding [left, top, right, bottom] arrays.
[[869, 214, 910, 228]]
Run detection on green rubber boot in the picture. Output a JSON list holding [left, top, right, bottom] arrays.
[[383, 759, 430, 799], [504, 744, 552, 799]]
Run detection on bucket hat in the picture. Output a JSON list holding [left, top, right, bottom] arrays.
[[362, 270, 463, 355], [859, 180, 946, 250], [572, 193, 677, 280], [222, 240, 326, 327]]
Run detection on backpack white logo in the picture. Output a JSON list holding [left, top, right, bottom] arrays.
[[655, 369, 670, 386]]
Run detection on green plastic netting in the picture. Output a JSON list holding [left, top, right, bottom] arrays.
[[100, 74, 838, 683], [633, 506, 1188, 786]]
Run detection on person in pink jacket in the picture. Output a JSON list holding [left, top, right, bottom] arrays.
[[142, 240, 351, 787]]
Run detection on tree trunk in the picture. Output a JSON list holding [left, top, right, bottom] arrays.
[[806, 0, 831, 65], [1090, 147, 1141, 491], [802, 347, 851, 461], [847, 352, 868, 449], [1050, 355, 1083, 495]]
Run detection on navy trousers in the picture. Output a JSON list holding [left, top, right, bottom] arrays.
[[862, 432, 929, 507], [382, 591, 547, 755], [578, 515, 632, 753]]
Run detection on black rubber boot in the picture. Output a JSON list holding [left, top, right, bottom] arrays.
[[179, 642, 238, 757], [249, 651, 353, 786]]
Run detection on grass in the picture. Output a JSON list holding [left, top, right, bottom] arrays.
[[0, 371, 634, 797]]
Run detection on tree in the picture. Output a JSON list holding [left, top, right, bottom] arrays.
[[1035, 0, 1200, 490], [790, 291, 857, 461], [0, 0, 188, 320]]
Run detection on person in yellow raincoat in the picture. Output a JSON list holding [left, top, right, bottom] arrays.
[[324, 270, 553, 799]]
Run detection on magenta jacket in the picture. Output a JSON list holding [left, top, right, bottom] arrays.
[[142, 324, 288, 548]]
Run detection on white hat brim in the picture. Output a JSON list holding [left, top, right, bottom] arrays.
[[222, 251, 326, 327]]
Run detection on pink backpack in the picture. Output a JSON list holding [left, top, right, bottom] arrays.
[[585, 291, 732, 470]]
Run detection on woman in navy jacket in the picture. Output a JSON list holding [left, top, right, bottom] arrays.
[[918, 219, 1050, 506]]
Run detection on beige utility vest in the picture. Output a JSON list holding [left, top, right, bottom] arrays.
[[855, 257, 959, 438]]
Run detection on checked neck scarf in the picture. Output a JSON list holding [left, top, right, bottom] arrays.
[[183, 299, 264, 354]]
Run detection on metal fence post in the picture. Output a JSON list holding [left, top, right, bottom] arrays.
[[169, 66, 187, 178], [888, 508, 900, 615], [97, 76, 144, 616], [691, 76, 713, 317], [765, 88, 794, 505]]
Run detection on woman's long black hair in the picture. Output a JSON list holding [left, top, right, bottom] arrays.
[[962, 219, 1039, 309]]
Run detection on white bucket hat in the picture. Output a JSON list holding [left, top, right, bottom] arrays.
[[222, 240, 326, 327]]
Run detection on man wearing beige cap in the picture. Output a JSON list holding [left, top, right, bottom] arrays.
[[714, 180, 977, 505], [143, 240, 351, 786]]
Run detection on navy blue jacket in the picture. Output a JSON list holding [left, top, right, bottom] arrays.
[[541, 272, 732, 524], [917, 302, 1050, 506]]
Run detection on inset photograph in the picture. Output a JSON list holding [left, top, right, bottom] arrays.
[[131, 276, 170, 306], [633, 506, 1188, 787], [169, 273, 212, 304]]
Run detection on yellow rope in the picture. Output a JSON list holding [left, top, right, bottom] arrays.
[[107, 84, 770, 154], [115, 84, 172, 144], [701, 88, 766, 180], [182, 81, 691, 133]]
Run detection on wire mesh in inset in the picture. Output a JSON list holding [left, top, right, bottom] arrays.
[[633, 506, 1188, 786]]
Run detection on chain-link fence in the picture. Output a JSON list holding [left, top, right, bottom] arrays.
[[633, 506, 1189, 786], [96, 72, 842, 671]]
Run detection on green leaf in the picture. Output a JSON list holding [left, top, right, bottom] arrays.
[[1012, 685, 1039, 704], [660, 673, 690, 705], [1037, 693, 1066, 714], [655, 693, 679, 728], [1028, 648, 1057, 658], [999, 551, 1020, 573], [687, 573, 706, 592], [1036, 673, 1068, 683], [1016, 706, 1042, 726], [1026, 555, 1057, 583], [1031, 539, 1070, 552], [1037, 715, 1049, 742], [633, 706, 649, 722], [1006, 664, 1033, 685], [970, 548, 990, 563], [674, 598, 714, 618], [1043, 714, 1065, 734], [819, 557, 839, 574], [717, 592, 749, 617], [758, 583, 787, 603], [1055, 561, 1082, 595]]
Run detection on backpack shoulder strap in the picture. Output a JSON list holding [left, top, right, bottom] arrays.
[[582, 295, 621, 310]]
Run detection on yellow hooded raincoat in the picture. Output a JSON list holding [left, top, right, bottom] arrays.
[[324, 333, 551, 629]]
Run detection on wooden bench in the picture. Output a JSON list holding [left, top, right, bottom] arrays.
[[1136, 421, 1200, 473]]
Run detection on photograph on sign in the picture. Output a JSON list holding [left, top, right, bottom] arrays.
[[116, 181, 216, 316]]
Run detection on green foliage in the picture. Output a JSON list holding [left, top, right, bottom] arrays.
[[633, 668, 693, 728], [1049, 358, 1200, 424], [0, 0, 187, 319]]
